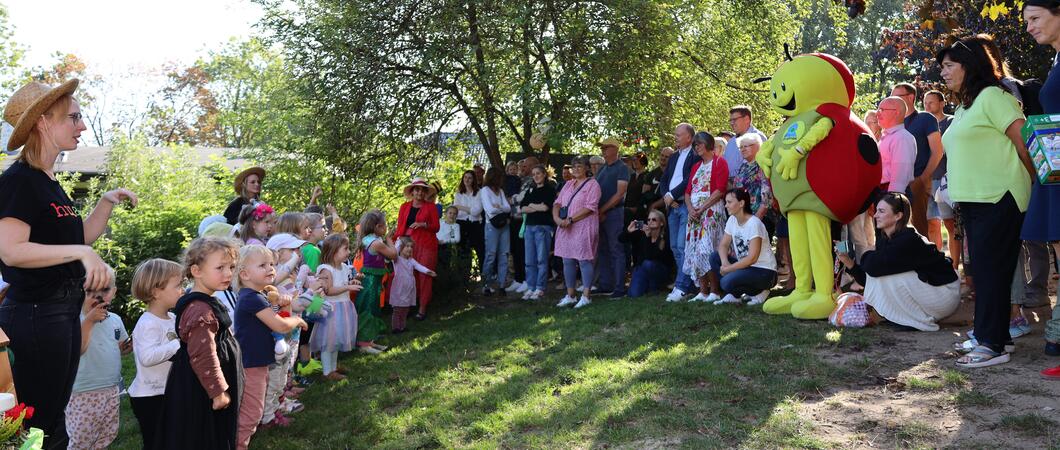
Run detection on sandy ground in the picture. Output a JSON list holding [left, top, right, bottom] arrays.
[[804, 283, 1060, 449]]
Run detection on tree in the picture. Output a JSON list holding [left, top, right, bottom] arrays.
[[0, 3, 25, 93]]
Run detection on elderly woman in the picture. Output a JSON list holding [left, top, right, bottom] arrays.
[[732, 133, 776, 236], [553, 156, 602, 309], [683, 131, 729, 303], [395, 178, 440, 320], [0, 79, 137, 448], [837, 192, 959, 331], [223, 166, 265, 225], [864, 110, 882, 140], [937, 36, 1035, 368], [589, 155, 605, 177]]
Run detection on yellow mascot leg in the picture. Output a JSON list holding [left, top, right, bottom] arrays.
[[762, 210, 813, 315], [791, 211, 836, 319]]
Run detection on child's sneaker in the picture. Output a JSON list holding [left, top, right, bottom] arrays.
[[359, 346, 383, 355], [690, 293, 710, 302], [556, 295, 576, 307], [283, 399, 305, 414], [665, 288, 687, 302], [573, 296, 592, 309], [704, 293, 722, 304]]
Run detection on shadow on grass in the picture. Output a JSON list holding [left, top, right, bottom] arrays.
[[109, 291, 895, 449]]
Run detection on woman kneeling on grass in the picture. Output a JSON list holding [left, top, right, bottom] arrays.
[[708, 189, 777, 306], [836, 192, 960, 332]]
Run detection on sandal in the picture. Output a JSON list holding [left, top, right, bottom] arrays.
[[956, 345, 1010, 369], [954, 338, 1015, 354]]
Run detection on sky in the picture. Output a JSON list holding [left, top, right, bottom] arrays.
[[3, 0, 265, 147], [7, 0, 264, 70]]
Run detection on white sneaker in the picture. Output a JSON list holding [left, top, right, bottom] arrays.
[[705, 293, 722, 304], [747, 290, 770, 306], [556, 295, 576, 307], [531, 289, 544, 300], [521, 289, 534, 300], [516, 282, 530, 293], [717, 294, 740, 305], [505, 282, 522, 293], [665, 288, 687, 302], [573, 296, 592, 309], [690, 293, 710, 302]]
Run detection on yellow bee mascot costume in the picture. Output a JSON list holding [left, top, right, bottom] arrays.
[[755, 49, 881, 319]]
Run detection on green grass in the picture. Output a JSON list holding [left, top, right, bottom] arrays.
[[108, 292, 881, 449], [905, 376, 944, 391], [949, 390, 993, 407], [998, 414, 1057, 436], [893, 421, 934, 447]]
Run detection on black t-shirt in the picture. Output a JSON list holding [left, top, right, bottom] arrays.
[[224, 197, 249, 225], [0, 161, 86, 300], [405, 206, 420, 231], [520, 183, 558, 226]]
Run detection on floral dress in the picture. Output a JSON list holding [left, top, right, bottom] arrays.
[[683, 156, 729, 284]]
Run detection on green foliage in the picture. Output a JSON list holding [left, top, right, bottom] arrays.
[[66, 136, 231, 326], [0, 3, 25, 92]]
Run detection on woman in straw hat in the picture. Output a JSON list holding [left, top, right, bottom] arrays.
[[0, 79, 137, 449], [224, 166, 265, 225], [395, 178, 440, 320]]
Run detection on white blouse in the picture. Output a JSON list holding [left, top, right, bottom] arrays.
[[480, 187, 511, 220], [129, 312, 181, 398], [438, 221, 461, 244], [454, 191, 483, 222]]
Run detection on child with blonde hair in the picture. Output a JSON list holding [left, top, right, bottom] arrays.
[[129, 258, 184, 449], [391, 237, 436, 333], [313, 233, 361, 380], [65, 265, 130, 450], [156, 237, 242, 449], [234, 245, 308, 449]]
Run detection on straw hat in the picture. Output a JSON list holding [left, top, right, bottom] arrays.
[[3, 79, 80, 151], [403, 178, 437, 199], [596, 136, 623, 149], [233, 166, 266, 196]]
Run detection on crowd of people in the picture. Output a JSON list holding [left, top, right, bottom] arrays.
[[0, 2, 1057, 449]]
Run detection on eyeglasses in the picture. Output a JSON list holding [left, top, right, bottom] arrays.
[[647, 217, 661, 222]]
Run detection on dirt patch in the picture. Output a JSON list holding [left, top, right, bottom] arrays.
[[805, 297, 1060, 449]]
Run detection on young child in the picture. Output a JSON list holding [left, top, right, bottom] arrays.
[[66, 265, 131, 450], [262, 232, 307, 426], [129, 258, 184, 449], [296, 212, 326, 374], [354, 210, 397, 354], [156, 236, 243, 449], [313, 233, 362, 380], [238, 203, 274, 246], [234, 245, 308, 450], [391, 237, 437, 333]]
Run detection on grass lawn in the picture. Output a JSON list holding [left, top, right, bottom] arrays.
[[109, 291, 876, 449]]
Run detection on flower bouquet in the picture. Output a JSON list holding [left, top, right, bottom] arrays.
[[0, 401, 42, 450]]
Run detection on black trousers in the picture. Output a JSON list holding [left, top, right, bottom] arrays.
[[961, 193, 1024, 352], [509, 219, 526, 283], [131, 395, 165, 450], [458, 220, 485, 275], [0, 278, 85, 450]]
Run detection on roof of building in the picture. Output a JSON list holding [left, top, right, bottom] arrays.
[[0, 146, 249, 176]]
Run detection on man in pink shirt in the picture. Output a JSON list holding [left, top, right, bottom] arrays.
[[877, 97, 917, 194]]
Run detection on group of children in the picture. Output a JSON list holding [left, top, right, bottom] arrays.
[[65, 203, 436, 449]]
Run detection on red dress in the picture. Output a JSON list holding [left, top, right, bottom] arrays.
[[396, 201, 440, 309]]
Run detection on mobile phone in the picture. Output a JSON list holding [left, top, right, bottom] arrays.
[[835, 241, 850, 255], [635, 220, 645, 229]]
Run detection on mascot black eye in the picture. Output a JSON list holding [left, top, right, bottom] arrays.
[[781, 83, 786, 91]]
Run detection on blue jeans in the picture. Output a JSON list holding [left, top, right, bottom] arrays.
[[628, 260, 669, 297], [594, 208, 627, 294], [563, 258, 594, 292], [524, 225, 553, 291], [484, 222, 510, 288], [668, 203, 693, 292], [709, 252, 778, 296], [0, 278, 85, 450]]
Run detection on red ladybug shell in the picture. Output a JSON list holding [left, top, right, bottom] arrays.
[[805, 103, 882, 224]]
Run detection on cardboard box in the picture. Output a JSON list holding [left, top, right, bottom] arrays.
[[1023, 114, 1060, 185]]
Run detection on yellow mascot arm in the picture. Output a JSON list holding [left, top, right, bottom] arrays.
[[776, 118, 834, 180], [756, 139, 775, 179]]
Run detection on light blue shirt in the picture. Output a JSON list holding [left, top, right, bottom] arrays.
[[72, 313, 127, 393], [723, 125, 768, 177]]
